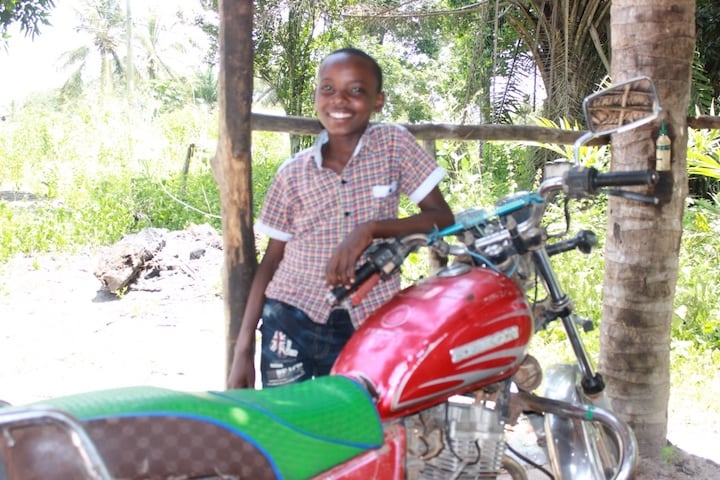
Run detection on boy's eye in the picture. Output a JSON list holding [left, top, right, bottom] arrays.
[[317, 84, 366, 96]]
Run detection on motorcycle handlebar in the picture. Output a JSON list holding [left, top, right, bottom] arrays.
[[592, 169, 659, 189], [328, 168, 660, 305], [328, 261, 378, 304], [461, 167, 659, 258], [546, 230, 598, 257], [564, 167, 658, 198], [328, 236, 426, 306]]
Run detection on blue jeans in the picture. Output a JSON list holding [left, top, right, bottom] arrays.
[[259, 299, 355, 388]]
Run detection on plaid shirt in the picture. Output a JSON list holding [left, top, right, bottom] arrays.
[[255, 123, 445, 327]]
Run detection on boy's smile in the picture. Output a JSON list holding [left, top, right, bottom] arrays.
[[314, 52, 385, 139], [328, 111, 352, 119]]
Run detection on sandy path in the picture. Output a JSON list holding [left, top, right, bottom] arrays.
[[0, 239, 227, 405]]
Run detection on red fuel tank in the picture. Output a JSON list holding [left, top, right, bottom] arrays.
[[332, 264, 533, 421]]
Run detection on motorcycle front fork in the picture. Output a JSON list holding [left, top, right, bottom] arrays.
[[531, 249, 606, 396]]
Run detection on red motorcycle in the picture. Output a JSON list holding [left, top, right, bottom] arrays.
[[0, 77, 661, 480]]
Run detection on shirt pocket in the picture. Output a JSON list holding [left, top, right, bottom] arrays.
[[357, 182, 399, 222], [372, 181, 398, 199]]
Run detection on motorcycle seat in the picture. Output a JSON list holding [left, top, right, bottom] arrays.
[[2, 375, 383, 480]]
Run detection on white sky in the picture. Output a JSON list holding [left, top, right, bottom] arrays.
[[1, 1, 81, 108], [0, 0, 206, 111]]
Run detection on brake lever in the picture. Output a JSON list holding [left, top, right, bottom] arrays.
[[604, 189, 660, 205]]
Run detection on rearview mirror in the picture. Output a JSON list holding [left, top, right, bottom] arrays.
[[583, 77, 660, 134], [573, 77, 661, 164]]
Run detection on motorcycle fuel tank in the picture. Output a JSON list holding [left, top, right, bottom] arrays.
[[332, 264, 533, 421]]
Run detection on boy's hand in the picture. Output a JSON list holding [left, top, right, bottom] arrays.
[[326, 223, 374, 287], [227, 348, 256, 389]]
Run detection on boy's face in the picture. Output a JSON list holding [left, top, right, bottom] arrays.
[[314, 53, 385, 137]]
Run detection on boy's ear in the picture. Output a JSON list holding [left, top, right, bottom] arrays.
[[374, 91, 385, 113]]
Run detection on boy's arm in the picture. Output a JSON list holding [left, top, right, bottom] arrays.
[[326, 185, 453, 288], [227, 238, 286, 389]]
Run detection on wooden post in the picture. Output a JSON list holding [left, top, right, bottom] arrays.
[[420, 138, 447, 273], [180, 143, 195, 198], [421, 139, 436, 159], [212, 0, 258, 378]]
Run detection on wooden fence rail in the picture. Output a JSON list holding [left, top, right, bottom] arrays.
[[251, 112, 588, 144], [251, 112, 720, 146]]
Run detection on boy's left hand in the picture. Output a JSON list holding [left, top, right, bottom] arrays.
[[326, 223, 374, 288]]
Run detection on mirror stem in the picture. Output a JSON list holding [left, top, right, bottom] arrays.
[[605, 189, 660, 205]]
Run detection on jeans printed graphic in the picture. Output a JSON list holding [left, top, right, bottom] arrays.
[[269, 330, 298, 358], [259, 299, 355, 388]]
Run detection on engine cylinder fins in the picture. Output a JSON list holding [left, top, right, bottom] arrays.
[[407, 400, 506, 480]]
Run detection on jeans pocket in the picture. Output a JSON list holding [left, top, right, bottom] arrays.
[[324, 311, 355, 354], [262, 298, 285, 321]]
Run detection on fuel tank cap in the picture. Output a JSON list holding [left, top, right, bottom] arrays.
[[436, 262, 472, 277]]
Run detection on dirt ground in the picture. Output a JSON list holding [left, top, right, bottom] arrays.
[[0, 224, 718, 479]]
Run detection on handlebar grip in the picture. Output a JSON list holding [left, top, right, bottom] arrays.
[[546, 237, 578, 257], [546, 230, 597, 257], [592, 170, 658, 189], [328, 261, 378, 304]]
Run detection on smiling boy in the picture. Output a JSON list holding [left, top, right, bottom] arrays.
[[227, 48, 453, 389]]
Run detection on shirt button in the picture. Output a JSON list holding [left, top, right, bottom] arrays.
[[344, 211, 351, 217], [341, 179, 348, 184]]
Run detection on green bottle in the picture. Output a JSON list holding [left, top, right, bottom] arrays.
[[656, 121, 671, 171]]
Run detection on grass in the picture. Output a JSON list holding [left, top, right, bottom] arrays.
[[0, 98, 288, 262], [668, 341, 720, 427]]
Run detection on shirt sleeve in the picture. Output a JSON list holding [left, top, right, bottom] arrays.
[[255, 169, 294, 242], [389, 124, 446, 204]]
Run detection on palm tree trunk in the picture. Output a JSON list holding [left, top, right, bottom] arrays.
[[600, 0, 695, 459]]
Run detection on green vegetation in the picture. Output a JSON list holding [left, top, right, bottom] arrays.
[[2, 0, 719, 428], [2, 100, 719, 355], [1, 105, 719, 434], [0, 0, 54, 45], [0, 99, 288, 259]]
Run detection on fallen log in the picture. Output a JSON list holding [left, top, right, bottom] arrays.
[[94, 228, 167, 294]]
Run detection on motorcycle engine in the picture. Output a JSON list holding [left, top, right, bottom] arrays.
[[405, 395, 506, 480]]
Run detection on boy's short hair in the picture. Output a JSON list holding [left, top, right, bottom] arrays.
[[324, 47, 383, 93]]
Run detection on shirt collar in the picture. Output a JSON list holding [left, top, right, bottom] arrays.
[[311, 131, 329, 168], [311, 125, 376, 168]]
